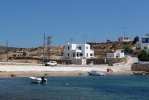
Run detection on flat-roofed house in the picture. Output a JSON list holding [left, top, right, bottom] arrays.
[[118, 36, 131, 42], [107, 50, 125, 58], [136, 34, 149, 50], [63, 43, 94, 59]]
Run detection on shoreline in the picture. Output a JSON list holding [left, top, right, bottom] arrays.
[[0, 70, 133, 78], [0, 61, 136, 78]]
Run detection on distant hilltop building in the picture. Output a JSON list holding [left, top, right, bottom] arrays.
[[118, 36, 131, 42], [63, 43, 94, 59], [137, 34, 149, 50]]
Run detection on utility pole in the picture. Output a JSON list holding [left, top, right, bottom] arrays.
[[6, 40, 8, 62], [124, 26, 126, 38], [47, 36, 52, 61], [42, 34, 46, 63]]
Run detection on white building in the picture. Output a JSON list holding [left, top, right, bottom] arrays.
[[63, 43, 94, 59], [137, 34, 149, 50], [118, 36, 131, 42], [107, 50, 125, 58], [11, 50, 30, 58]]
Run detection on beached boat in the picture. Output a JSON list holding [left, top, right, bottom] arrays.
[[29, 77, 47, 84], [133, 71, 149, 75], [88, 71, 106, 76]]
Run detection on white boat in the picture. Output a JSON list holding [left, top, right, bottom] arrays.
[[133, 71, 149, 75], [29, 77, 47, 84], [88, 71, 106, 76]]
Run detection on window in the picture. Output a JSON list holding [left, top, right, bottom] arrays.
[[68, 53, 69, 56], [90, 53, 93, 56], [78, 46, 81, 50], [86, 46, 88, 49], [68, 46, 70, 50], [73, 53, 75, 57], [80, 53, 83, 56], [77, 53, 79, 57]]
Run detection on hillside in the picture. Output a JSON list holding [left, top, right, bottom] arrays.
[[0, 41, 136, 63], [88, 41, 135, 58]]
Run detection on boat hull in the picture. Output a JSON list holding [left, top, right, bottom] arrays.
[[88, 71, 106, 76], [29, 77, 47, 84]]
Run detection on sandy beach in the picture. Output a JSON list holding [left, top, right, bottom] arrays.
[[0, 57, 138, 78], [0, 64, 133, 78]]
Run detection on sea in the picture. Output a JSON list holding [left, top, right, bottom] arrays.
[[0, 75, 149, 100]]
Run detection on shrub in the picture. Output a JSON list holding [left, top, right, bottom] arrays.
[[138, 50, 149, 61], [124, 45, 133, 53]]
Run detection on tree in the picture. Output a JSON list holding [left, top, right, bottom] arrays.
[[133, 35, 139, 44]]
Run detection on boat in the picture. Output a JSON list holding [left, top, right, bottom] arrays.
[[29, 76, 47, 84], [133, 71, 149, 75], [88, 70, 106, 76]]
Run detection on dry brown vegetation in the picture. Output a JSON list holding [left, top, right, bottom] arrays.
[[0, 41, 135, 63], [89, 41, 135, 58]]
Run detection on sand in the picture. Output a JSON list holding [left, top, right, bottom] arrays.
[[0, 57, 137, 78], [0, 64, 133, 78]]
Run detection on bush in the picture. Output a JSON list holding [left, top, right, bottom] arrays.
[[133, 36, 139, 43], [124, 45, 133, 53], [138, 50, 149, 61]]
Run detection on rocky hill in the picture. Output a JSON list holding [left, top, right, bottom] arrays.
[[88, 41, 135, 58], [0, 41, 136, 63]]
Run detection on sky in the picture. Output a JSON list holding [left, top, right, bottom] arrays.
[[0, 0, 149, 48]]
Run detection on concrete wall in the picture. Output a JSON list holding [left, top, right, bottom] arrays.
[[71, 59, 87, 65]]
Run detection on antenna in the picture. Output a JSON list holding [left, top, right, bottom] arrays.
[[42, 33, 46, 63], [70, 37, 74, 44], [124, 26, 126, 38], [47, 36, 52, 60], [83, 34, 86, 43]]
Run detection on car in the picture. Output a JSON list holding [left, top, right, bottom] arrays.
[[45, 61, 57, 66]]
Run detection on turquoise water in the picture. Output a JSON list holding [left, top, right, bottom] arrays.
[[0, 75, 149, 100]]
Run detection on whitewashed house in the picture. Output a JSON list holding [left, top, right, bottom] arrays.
[[136, 34, 149, 50], [107, 50, 125, 58], [63, 43, 94, 59], [11, 50, 30, 58]]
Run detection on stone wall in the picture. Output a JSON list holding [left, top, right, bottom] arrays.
[[51, 59, 72, 65], [131, 64, 149, 72], [87, 57, 127, 65]]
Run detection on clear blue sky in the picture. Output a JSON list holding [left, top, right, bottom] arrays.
[[0, 0, 149, 48]]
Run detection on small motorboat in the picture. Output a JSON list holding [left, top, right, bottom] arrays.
[[29, 76, 47, 84], [88, 70, 106, 76], [133, 71, 149, 76]]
